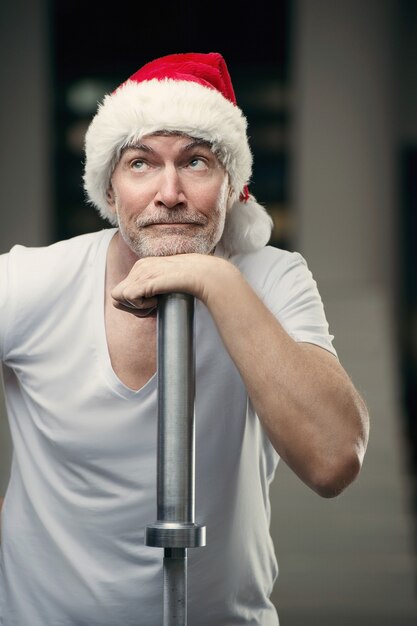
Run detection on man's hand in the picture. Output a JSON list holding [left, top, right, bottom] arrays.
[[110, 253, 234, 316]]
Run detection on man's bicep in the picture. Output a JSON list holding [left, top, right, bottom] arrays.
[[263, 252, 337, 358], [298, 341, 341, 368]]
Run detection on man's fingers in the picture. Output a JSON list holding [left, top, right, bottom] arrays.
[[110, 254, 204, 309], [113, 300, 158, 317]]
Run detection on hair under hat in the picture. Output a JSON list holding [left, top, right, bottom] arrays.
[[83, 52, 273, 255]]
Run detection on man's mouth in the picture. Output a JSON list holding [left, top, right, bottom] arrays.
[[136, 213, 206, 228], [146, 222, 198, 226]]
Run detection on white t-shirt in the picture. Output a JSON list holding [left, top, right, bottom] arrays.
[[0, 229, 336, 626]]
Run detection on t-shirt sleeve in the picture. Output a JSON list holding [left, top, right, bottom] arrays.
[[0, 253, 11, 361], [260, 250, 337, 357]]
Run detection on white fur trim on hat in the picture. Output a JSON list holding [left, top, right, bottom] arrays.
[[83, 78, 272, 253], [222, 195, 273, 255]]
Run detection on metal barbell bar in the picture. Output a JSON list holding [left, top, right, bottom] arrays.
[[146, 293, 206, 626]]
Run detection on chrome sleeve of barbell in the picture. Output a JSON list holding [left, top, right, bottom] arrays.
[[146, 293, 206, 549], [157, 293, 195, 524]]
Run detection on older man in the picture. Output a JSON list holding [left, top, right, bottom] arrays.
[[0, 53, 369, 625]]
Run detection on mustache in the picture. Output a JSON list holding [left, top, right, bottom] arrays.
[[135, 211, 207, 227]]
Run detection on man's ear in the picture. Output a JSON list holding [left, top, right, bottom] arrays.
[[227, 186, 236, 212], [106, 185, 115, 208]]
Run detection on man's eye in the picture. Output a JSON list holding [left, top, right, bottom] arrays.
[[188, 158, 207, 170], [131, 160, 148, 171]]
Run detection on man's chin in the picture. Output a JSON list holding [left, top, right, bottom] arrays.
[[129, 234, 216, 258]]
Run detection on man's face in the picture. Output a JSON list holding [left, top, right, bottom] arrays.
[[108, 134, 229, 258]]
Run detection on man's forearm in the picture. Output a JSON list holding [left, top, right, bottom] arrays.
[[111, 253, 369, 497], [201, 260, 369, 497]]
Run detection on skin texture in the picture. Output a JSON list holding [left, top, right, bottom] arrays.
[[108, 135, 229, 259], [106, 134, 369, 498]]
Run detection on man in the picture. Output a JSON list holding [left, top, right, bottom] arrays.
[[0, 52, 369, 625]]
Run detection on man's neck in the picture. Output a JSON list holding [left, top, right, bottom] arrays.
[[106, 230, 140, 287]]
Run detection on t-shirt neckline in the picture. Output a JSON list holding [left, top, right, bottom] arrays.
[[93, 228, 157, 400]]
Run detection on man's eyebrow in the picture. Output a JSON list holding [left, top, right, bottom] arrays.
[[123, 143, 154, 154], [122, 138, 213, 156], [180, 139, 213, 153]]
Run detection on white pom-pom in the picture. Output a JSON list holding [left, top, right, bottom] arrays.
[[220, 195, 273, 255]]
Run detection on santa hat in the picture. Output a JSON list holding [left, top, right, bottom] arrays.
[[83, 52, 272, 254]]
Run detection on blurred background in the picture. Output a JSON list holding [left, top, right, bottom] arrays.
[[1, 0, 417, 624]]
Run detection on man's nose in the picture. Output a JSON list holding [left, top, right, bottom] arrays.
[[154, 166, 186, 209]]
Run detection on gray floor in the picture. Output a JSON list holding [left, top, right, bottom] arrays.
[[269, 285, 417, 625]]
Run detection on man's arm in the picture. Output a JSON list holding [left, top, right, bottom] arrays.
[[111, 253, 370, 498]]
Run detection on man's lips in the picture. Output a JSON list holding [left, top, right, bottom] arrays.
[[137, 213, 206, 227], [142, 221, 202, 227]]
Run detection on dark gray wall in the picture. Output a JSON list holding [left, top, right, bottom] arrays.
[[0, 0, 51, 492]]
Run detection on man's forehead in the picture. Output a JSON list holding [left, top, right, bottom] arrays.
[[132, 133, 211, 147], [121, 134, 216, 158]]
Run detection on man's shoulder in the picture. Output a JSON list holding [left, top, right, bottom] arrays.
[[3, 229, 115, 305], [0, 230, 115, 339], [230, 245, 305, 281], [7, 229, 114, 267]]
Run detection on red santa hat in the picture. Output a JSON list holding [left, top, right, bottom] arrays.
[[83, 52, 272, 254]]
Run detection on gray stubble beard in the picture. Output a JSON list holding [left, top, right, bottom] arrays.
[[116, 177, 229, 258]]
